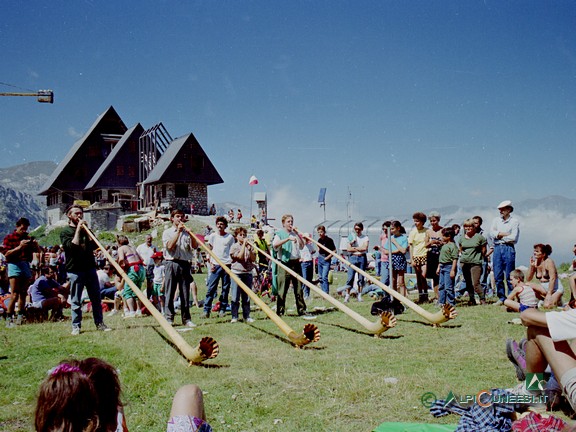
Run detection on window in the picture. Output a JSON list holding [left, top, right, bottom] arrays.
[[175, 184, 188, 198]]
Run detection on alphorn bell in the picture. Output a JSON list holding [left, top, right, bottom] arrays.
[[303, 233, 457, 325], [251, 241, 397, 337], [184, 227, 320, 348], [82, 225, 219, 364]]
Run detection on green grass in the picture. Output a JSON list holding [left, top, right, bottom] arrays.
[[0, 272, 571, 431]]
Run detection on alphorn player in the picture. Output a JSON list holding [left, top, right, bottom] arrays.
[[61, 205, 111, 335]]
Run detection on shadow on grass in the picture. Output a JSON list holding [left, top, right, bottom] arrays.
[[397, 317, 462, 329], [316, 320, 404, 339], [151, 327, 228, 369], [247, 324, 327, 351]]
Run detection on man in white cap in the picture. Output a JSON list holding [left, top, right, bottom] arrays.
[[490, 200, 520, 305]]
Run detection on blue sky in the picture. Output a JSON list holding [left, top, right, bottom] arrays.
[[2, 1, 576, 223]]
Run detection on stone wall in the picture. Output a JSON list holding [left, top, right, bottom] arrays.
[[161, 183, 209, 215]]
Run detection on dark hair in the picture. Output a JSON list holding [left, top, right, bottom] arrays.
[[215, 216, 228, 227], [472, 215, 483, 225], [412, 212, 427, 223], [391, 220, 406, 234], [382, 221, 391, 229], [451, 223, 460, 231], [170, 209, 185, 218], [65, 205, 84, 216], [317, 225, 326, 232], [441, 227, 455, 240], [16, 217, 31, 227], [256, 229, 264, 236], [74, 358, 123, 432], [35, 364, 98, 432], [534, 243, 553, 256], [39, 266, 52, 276], [354, 222, 364, 231]]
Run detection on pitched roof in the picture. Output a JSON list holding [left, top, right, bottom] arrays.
[[143, 133, 223, 185], [39, 106, 127, 195], [85, 123, 145, 190]]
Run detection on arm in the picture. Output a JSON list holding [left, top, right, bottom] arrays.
[[450, 258, 457, 278], [527, 258, 536, 282]]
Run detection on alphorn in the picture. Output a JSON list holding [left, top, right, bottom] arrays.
[[184, 227, 320, 348], [82, 225, 219, 365], [304, 234, 457, 325], [251, 242, 396, 337]]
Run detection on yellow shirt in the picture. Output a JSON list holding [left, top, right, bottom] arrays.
[[408, 227, 427, 258]]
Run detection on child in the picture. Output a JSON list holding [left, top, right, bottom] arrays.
[[504, 268, 546, 312], [116, 235, 145, 318], [229, 227, 256, 323], [35, 357, 211, 432], [436, 227, 459, 306], [151, 251, 165, 312]]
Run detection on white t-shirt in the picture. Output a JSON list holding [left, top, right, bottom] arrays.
[[206, 232, 234, 265], [136, 243, 156, 266], [96, 269, 111, 290], [152, 264, 165, 284]]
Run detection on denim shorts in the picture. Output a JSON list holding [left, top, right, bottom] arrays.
[[7, 261, 32, 279]]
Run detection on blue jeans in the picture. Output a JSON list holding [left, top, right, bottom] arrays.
[[203, 265, 231, 315], [301, 260, 313, 297], [317, 256, 331, 294], [380, 261, 390, 286], [230, 273, 252, 319], [69, 269, 103, 329], [346, 254, 367, 289], [493, 244, 516, 301], [438, 263, 455, 306]]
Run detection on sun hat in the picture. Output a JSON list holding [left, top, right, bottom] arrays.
[[497, 200, 513, 209]]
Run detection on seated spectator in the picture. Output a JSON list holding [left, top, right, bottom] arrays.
[[515, 306, 576, 413], [29, 266, 69, 321], [504, 268, 546, 312], [35, 357, 212, 432], [97, 265, 117, 300]]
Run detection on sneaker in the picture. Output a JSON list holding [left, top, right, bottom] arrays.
[[506, 338, 527, 381], [184, 320, 196, 328], [107, 309, 118, 317], [124, 311, 136, 319], [96, 323, 112, 332], [494, 300, 504, 306], [301, 313, 317, 320], [344, 294, 350, 303], [357, 294, 363, 302], [135, 309, 143, 317], [6, 319, 15, 329], [230, 318, 238, 323], [71, 326, 80, 336], [218, 310, 226, 318], [245, 317, 255, 323]]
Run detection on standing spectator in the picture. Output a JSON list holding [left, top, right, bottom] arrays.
[[425, 211, 443, 302], [136, 234, 157, 299], [162, 209, 198, 327], [372, 246, 382, 277], [343, 222, 370, 302], [272, 214, 313, 318], [116, 235, 145, 318], [379, 221, 392, 287], [229, 227, 256, 323], [254, 229, 270, 274], [227, 209, 235, 223], [3, 217, 38, 327], [409, 212, 429, 303], [473, 215, 493, 298], [316, 225, 336, 294], [60, 205, 111, 335], [458, 219, 488, 306], [382, 220, 409, 296], [202, 216, 234, 318], [300, 234, 316, 300], [490, 200, 520, 305], [236, 209, 243, 223], [151, 251, 165, 312], [436, 227, 459, 307]]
